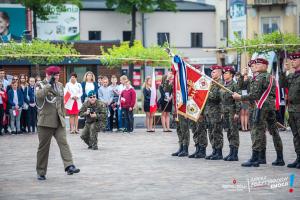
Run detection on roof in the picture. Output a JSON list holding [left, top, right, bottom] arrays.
[[81, 0, 215, 12]]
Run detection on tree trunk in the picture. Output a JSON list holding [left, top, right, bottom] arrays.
[[33, 11, 37, 38], [128, 6, 137, 81]]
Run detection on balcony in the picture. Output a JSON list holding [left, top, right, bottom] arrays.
[[252, 0, 288, 6]]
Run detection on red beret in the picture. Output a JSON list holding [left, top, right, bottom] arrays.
[[45, 66, 61, 75], [223, 66, 235, 74], [210, 65, 223, 71], [289, 52, 300, 60], [248, 60, 256, 67], [255, 58, 268, 65]]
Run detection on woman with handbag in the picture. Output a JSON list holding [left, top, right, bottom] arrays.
[[65, 73, 83, 134]]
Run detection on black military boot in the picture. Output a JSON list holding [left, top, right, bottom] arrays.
[[287, 154, 300, 168], [205, 148, 216, 160], [210, 148, 223, 160], [227, 147, 239, 161], [195, 146, 206, 158], [272, 150, 285, 166], [241, 150, 260, 167], [258, 149, 266, 164], [178, 145, 189, 157], [65, 165, 80, 175], [224, 145, 233, 161], [188, 144, 199, 158], [171, 144, 183, 156]]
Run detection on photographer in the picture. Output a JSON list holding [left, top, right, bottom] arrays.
[[79, 91, 107, 150]]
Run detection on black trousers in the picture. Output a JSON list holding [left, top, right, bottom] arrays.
[[20, 109, 28, 132], [109, 105, 118, 130], [27, 106, 37, 132], [122, 108, 134, 132]]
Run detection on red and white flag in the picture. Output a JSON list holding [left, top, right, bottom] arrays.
[[275, 65, 280, 110], [150, 70, 157, 113]]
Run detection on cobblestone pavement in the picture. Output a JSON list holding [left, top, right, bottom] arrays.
[[0, 129, 299, 200]]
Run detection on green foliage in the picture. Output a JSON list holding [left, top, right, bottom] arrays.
[[106, 0, 176, 14], [101, 40, 172, 68], [17, 0, 82, 20], [229, 31, 300, 55], [0, 39, 79, 65]]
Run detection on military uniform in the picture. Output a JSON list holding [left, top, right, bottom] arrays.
[[204, 79, 223, 160], [220, 71, 240, 161], [35, 68, 79, 180], [189, 117, 207, 158], [281, 53, 300, 168], [172, 115, 190, 157], [79, 99, 107, 150]]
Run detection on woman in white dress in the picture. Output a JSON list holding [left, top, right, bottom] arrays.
[[65, 73, 83, 134]]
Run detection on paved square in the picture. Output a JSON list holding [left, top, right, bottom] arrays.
[[0, 129, 299, 200]]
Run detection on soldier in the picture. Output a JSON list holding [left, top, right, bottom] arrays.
[[220, 66, 240, 161], [171, 115, 190, 157], [205, 65, 223, 160], [79, 90, 107, 150], [35, 66, 80, 180], [233, 58, 275, 167], [281, 52, 300, 169], [239, 60, 285, 166], [189, 116, 207, 158]]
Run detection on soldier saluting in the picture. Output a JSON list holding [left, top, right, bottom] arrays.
[[35, 66, 80, 180]]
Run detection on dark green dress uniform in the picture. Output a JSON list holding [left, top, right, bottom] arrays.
[[189, 117, 207, 158], [204, 80, 223, 160], [79, 98, 107, 150], [35, 79, 77, 178], [220, 77, 240, 161], [238, 72, 284, 166], [281, 53, 300, 168], [172, 115, 190, 157]]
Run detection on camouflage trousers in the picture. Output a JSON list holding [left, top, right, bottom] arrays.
[[191, 119, 208, 148], [288, 112, 300, 154], [176, 115, 190, 146], [249, 109, 283, 152], [206, 112, 223, 149], [223, 112, 239, 148], [81, 122, 99, 148], [250, 109, 267, 151]]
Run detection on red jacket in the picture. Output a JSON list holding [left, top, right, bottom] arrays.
[[120, 88, 136, 109], [0, 89, 7, 111]]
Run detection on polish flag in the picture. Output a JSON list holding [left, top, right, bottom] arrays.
[[275, 65, 280, 110], [150, 70, 157, 113]]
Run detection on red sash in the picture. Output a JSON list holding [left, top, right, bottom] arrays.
[[255, 75, 273, 109]]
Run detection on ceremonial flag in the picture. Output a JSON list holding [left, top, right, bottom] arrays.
[[173, 55, 211, 121], [149, 70, 157, 113], [64, 90, 73, 110], [275, 65, 280, 110]]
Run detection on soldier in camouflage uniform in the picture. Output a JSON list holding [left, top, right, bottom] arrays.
[[189, 116, 207, 158], [281, 53, 300, 169], [172, 115, 190, 157], [79, 90, 107, 150], [204, 65, 223, 160], [233, 58, 276, 167], [238, 60, 284, 166], [220, 66, 240, 161]]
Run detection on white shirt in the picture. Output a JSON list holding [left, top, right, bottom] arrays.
[[85, 82, 95, 96], [65, 81, 83, 110]]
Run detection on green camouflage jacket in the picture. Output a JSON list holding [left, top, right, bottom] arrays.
[[220, 80, 241, 114], [281, 72, 300, 112], [204, 81, 222, 115]]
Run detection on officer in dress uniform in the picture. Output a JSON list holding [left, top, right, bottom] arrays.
[[35, 66, 80, 180]]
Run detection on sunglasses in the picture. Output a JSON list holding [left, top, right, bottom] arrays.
[[89, 96, 96, 99]]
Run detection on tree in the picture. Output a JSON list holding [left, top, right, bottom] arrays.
[[17, 0, 82, 38], [106, 0, 176, 80]]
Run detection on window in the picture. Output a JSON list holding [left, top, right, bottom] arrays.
[[123, 31, 132, 41], [191, 33, 203, 48], [220, 20, 227, 40], [88, 31, 101, 40], [157, 32, 170, 46], [261, 17, 280, 34]]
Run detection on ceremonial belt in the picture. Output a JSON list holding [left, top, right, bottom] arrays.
[[255, 76, 273, 109]]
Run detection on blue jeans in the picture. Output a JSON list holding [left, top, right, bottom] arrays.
[[117, 106, 124, 129]]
